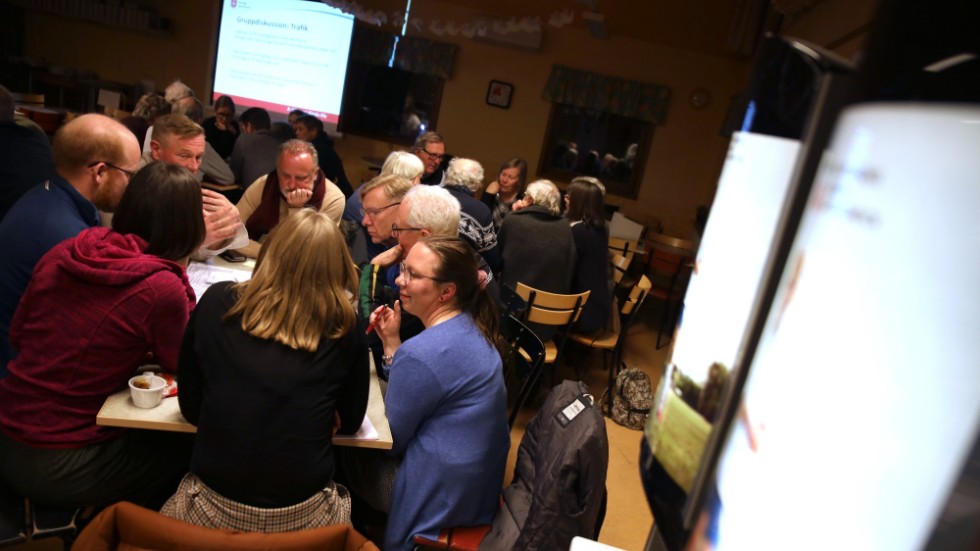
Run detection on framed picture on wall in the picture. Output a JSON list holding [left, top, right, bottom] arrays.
[[486, 80, 513, 109]]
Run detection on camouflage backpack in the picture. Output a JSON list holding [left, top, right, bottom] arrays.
[[609, 366, 653, 430]]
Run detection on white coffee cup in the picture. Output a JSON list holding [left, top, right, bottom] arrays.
[[128, 374, 166, 409]]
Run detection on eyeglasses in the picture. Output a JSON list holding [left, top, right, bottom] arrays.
[[391, 224, 423, 237], [400, 261, 447, 284], [88, 161, 135, 179], [419, 149, 444, 161], [359, 202, 401, 218]]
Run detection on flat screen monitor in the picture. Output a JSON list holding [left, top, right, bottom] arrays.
[[689, 103, 980, 550], [212, 0, 354, 125]]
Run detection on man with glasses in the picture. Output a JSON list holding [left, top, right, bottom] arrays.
[[202, 95, 239, 160], [359, 173, 415, 261], [413, 131, 449, 186], [0, 114, 140, 377], [233, 139, 345, 258]]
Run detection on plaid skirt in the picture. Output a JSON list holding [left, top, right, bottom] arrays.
[[160, 473, 351, 532]]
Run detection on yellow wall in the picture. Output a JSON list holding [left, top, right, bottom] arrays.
[[17, 0, 878, 236]]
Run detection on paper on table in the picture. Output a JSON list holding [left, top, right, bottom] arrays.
[[334, 414, 379, 441], [187, 263, 251, 302]]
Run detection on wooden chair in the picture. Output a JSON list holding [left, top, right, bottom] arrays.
[[569, 275, 652, 414], [10, 93, 44, 107], [607, 237, 644, 266], [0, 486, 86, 551], [644, 232, 696, 349], [74, 501, 379, 550], [609, 253, 631, 286], [499, 314, 545, 428], [513, 282, 589, 368]]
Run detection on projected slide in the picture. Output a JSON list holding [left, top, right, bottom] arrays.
[[213, 0, 354, 122]]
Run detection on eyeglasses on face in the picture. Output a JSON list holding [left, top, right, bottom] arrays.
[[400, 261, 447, 284], [88, 161, 135, 179], [391, 224, 423, 237], [359, 202, 401, 218], [420, 149, 444, 161]]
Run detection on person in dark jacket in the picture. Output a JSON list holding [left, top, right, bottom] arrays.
[[293, 115, 353, 198], [498, 180, 576, 339], [565, 176, 611, 334], [201, 95, 239, 160], [481, 380, 608, 550], [442, 157, 500, 275]]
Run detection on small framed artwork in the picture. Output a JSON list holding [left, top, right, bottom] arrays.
[[486, 80, 513, 109]]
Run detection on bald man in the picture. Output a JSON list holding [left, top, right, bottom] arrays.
[[0, 114, 140, 376]]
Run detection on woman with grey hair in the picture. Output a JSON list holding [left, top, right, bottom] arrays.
[[498, 179, 576, 339]]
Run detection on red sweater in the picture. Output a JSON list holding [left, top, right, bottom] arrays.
[[0, 227, 195, 448]]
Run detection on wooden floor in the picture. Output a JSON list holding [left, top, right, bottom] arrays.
[[10, 300, 672, 551], [506, 298, 670, 550]]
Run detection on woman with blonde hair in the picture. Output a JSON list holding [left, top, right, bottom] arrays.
[[163, 209, 369, 531]]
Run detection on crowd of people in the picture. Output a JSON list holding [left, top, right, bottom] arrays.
[[0, 80, 617, 550]]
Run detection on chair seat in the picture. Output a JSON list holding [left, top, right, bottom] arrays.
[[415, 525, 490, 551], [543, 340, 557, 363], [570, 330, 618, 350]]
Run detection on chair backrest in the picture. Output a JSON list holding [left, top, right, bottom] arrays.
[[608, 237, 643, 266], [515, 282, 589, 366], [73, 501, 379, 550], [500, 315, 546, 428], [11, 92, 44, 107], [514, 283, 590, 327], [610, 253, 631, 286], [645, 231, 695, 298]]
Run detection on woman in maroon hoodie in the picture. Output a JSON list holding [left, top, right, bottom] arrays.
[[0, 162, 205, 510]]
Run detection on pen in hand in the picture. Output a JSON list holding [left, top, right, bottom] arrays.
[[365, 305, 390, 335]]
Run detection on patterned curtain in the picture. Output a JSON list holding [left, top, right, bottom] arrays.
[[542, 65, 671, 124], [349, 25, 457, 79]]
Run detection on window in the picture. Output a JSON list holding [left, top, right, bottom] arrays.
[[537, 104, 653, 198]]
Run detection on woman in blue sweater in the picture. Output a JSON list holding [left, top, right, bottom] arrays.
[[370, 236, 509, 551]]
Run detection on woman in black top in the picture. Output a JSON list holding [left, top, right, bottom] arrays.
[[163, 209, 368, 531], [566, 176, 612, 334], [202, 95, 239, 160]]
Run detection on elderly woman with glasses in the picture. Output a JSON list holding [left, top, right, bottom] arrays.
[[366, 236, 509, 551]]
